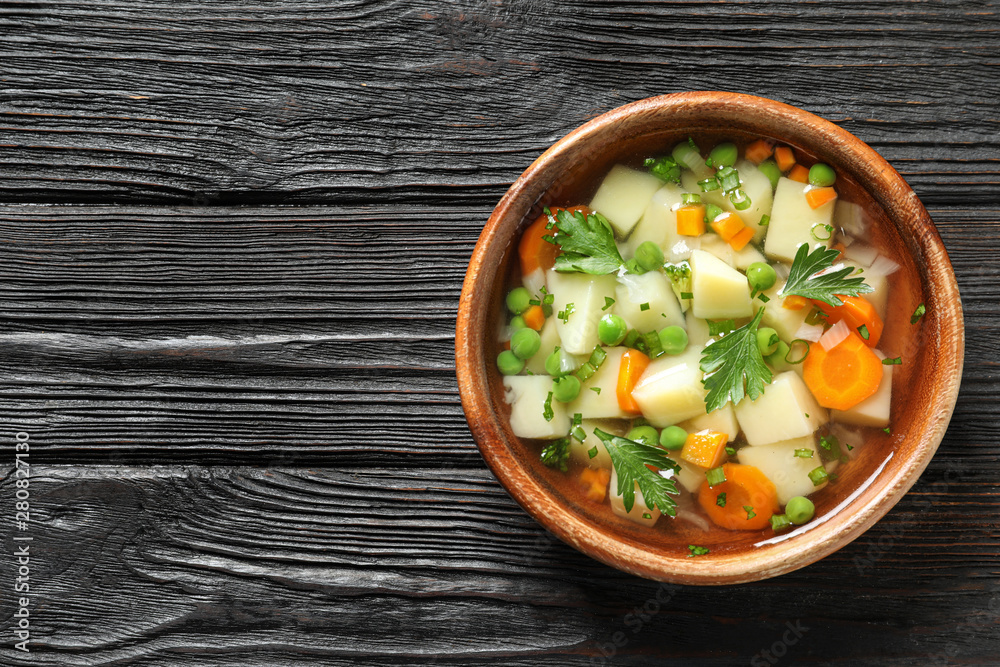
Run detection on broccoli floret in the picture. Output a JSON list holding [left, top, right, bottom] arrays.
[[664, 261, 692, 312]]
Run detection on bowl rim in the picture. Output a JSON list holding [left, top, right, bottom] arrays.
[[455, 91, 965, 584]]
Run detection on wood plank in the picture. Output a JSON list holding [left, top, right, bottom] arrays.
[[1, 1, 997, 205], [1, 464, 998, 665], [0, 204, 993, 463]]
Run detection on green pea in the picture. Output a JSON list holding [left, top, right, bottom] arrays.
[[757, 159, 781, 190], [746, 262, 777, 293], [552, 374, 581, 403], [671, 141, 701, 169], [510, 328, 541, 360], [659, 425, 688, 451], [509, 315, 526, 331], [658, 325, 688, 355], [506, 287, 532, 314], [808, 163, 837, 187], [704, 203, 724, 223], [708, 142, 738, 168], [626, 425, 659, 447], [497, 350, 524, 376], [785, 496, 815, 525], [635, 241, 665, 272], [598, 313, 628, 346], [545, 349, 565, 376], [757, 327, 779, 356]]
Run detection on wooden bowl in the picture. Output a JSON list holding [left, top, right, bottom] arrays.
[[455, 92, 964, 584]]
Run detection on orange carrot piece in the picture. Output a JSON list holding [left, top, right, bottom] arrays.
[[774, 146, 796, 172], [744, 139, 774, 165], [676, 204, 706, 236], [522, 305, 545, 331], [813, 295, 883, 347], [710, 211, 745, 241], [805, 186, 838, 209], [502, 340, 511, 351], [680, 430, 729, 469], [697, 463, 779, 531], [831, 241, 847, 261], [518, 205, 588, 276], [787, 164, 810, 183], [579, 467, 611, 502], [728, 226, 756, 252], [783, 295, 810, 310], [616, 349, 650, 415], [803, 330, 884, 410]]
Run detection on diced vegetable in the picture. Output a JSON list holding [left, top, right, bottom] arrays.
[[764, 177, 836, 263], [787, 164, 810, 183], [744, 139, 774, 164], [609, 468, 660, 527], [734, 371, 828, 446], [736, 435, 827, 504], [616, 349, 651, 414], [697, 463, 779, 530], [674, 459, 709, 494], [589, 165, 664, 237], [802, 331, 884, 411], [546, 269, 617, 355], [774, 146, 796, 172], [805, 186, 838, 209], [680, 402, 739, 443], [503, 376, 570, 439], [689, 249, 753, 319], [680, 430, 729, 468], [568, 347, 631, 419], [579, 467, 612, 502], [676, 204, 706, 236], [522, 304, 545, 331], [630, 351, 708, 427], [614, 271, 685, 332], [813, 295, 883, 348]]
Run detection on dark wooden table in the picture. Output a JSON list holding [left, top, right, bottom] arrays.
[[1, 1, 997, 664]]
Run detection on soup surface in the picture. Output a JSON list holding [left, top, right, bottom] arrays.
[[495, 137, 923, 554]]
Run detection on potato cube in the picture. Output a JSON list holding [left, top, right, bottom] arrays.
[[690, 249, 753, 319], [567, 347, 630, 419], [613, 271, 685, 332], [734, 371, 828, 446], [626, 183, 700, 263], [737, 435, 828, 504], [589, 165, 663, 237], [764, 177, 835, 262], [832, 361, 892, 427], [630, 351, 707, 427], [546, 270, 617, 355], [503, 376, 568, 439]]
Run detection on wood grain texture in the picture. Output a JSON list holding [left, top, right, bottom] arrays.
[[2, 464, 1000, 667], [1, 0, 998, 206], [1, 0, 998, 664]]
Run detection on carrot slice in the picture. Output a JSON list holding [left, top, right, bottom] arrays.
[[616, 349, 650, 415], [744, 139, 774, 165], [774, 146, 796, 172], [805, 186, 838, 209], [697, 463, 779, 531], [783, 295, 810, 310], [579, 467, 611, 502], [803, 330, 884, 410], [522, 305, 545, 331], [518, 205, 589, 276], [728, 226, 755, 252], [676, 204, 706, 236], [787, 164, 810, 183], [680, 430, 729, 469], [710, 211, 745, 241], [813, 295, 883, 347]]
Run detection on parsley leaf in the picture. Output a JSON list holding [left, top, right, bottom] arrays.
[[547, 208, 625, 275], [540, 438, 571, 472], [780, 244, 873, 307], [596, 429, 679, 516], [700, 308, 772, 413]]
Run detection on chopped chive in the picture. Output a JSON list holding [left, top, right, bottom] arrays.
[[558, 303, 575, 324], [687, 544, 710, 557], [759, 214, 770, 227], [698, 177, 721, 192], [716, 492, 727, 507], [770, 513, 792, 532], [572, 426, 586, 441], [681, 192, 702, 205], [810, 223, 833, 241], [786, 339, 810, 364], [794, 448, 814, 458], [588, 446, 599, 459], [911, 303, 926, 324], [603, 296, 615, 311], [640, 302, 650, 312], [883, 427, 891, 434], [575, 362, 596, 383], [858, 324, 870, 340], [642, 512, 652, 520], [528, 298, 540, 306], [590, 387, 601, 395], [744, 505, 756, 520], [680, 291, 694, 300], [808, 466, 829, 486], [543, 293, 555, 305], [882, 356, 902, 365], [706, 467, 727, 487], [725, 446, 736, 456], [758, 293, 771, 303], [589, 346, 607, 368], [543, 392, 554, 422]]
